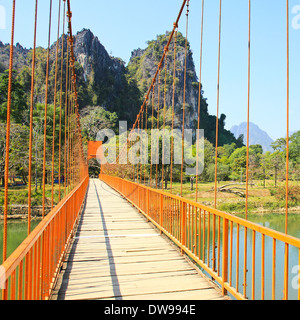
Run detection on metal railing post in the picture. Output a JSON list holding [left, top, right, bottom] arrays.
[[181, 201, 187, 254], [146, 189, 150, 221], [222, 217, 229, 296], [160, 194, 163, 233]]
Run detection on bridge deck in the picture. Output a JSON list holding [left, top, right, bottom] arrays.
[[52, 179, 227, 300]]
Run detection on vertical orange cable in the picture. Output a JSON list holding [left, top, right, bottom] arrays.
[[144, 98, 148, 184], [156, 69, 161, 189], [170, 27, 177, 194], [69, 86, 74, 190], [243, 0, 251, 299], [214, 0, 222, 209], [284, 0, 289, 299], [64, 37, 69, 197], [3, 0, 16, 266], [58, 0, 65, 202], [28, 0, 38, 235], [51, 0, 61, 208], [42, 0, 53, 219], [137, 117, 140, 184], [150, 84, 155, 187], [195, 0, 205, 202], [162, 49, 168, 190], [180, 0, 190, 197], [245, 0, 251, 220], [70, 81, 73, 191], [212, 0, 222, 273], [67, 54, 72, 192], [71, 88, 74, 189], [66, 1, 86, 184], [71, 87, 75, 188], [140, 109, 144, 184], [285, 0, 289, 235]]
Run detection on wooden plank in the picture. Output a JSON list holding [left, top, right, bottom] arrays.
[[52, 179, 227, 301]]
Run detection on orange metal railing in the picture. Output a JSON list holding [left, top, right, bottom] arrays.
[[0, 175, 89, 300], [100, 174, 300, 300]]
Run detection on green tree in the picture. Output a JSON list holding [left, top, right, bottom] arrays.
[[80, 106, 118, 141], [0, 70, 27, 124], [0, 123, 29, 186]]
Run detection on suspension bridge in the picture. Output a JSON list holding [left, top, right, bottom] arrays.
[[0, 0, 299, 301]]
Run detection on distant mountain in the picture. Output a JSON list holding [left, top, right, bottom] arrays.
[[230, 122, 274, 153]]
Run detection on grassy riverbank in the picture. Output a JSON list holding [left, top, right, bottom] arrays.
[[0, 180, 299, 218], [0, 184, 62, 218], [166, 180, 300, 216]]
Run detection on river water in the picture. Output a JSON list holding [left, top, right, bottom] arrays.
[[0, 219, 41, 265], [199, 212, 300, 300], [244, 213, 300, 300]]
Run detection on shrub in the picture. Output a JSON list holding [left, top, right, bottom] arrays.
[[274, 186, 300, 204]]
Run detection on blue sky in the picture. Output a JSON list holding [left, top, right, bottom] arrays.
[[0, 0, 299, 140]]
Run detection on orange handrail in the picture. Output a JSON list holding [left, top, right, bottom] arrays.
[[0, 176, 89, 300], [99, 174, 300, 300]]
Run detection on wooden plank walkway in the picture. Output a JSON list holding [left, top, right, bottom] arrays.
[[52, 179, 227, 300]]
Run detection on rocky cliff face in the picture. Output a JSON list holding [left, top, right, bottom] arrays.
[[128, 32, 201, 129], [127, 32, 239, 146], [73, 29, 124, 85], [71, 29, 141, 122], [0, 29, 141, 123], [0, 41, 30, 71]]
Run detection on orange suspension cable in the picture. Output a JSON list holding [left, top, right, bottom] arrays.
[[28, 0, 39, 235], [162, 49, 169, 191], [170, 27, 178, 194], [64, 30, 69, 197], [67, 57, 71, 192], [150, 84, 155, 187], [214, 0, 222, 209], [195, 0, 205, 203], [212, 0, 222, 273], [42, 0, 53, 219], [244, 0, 251, 299], [156, 68, 162, 189], [144, 98, 148, 185], [140, 109, 143, 184], [115, 1, 188, 172], [51, 0, 61, 209], [245, 0, 251, 294], [245, 0, 251, 220], [71, 78, 74, 189], [284, 1, 290, 297], [285, 0, 289, 235], [66, 1, 85, 170], [3, 0, 16, 268], [70, 87, 74, 189], [66, 53, 71, 192], [58, 0, 66, 202], [180, 0, 190, 197], [137, 117, 140, 183]]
